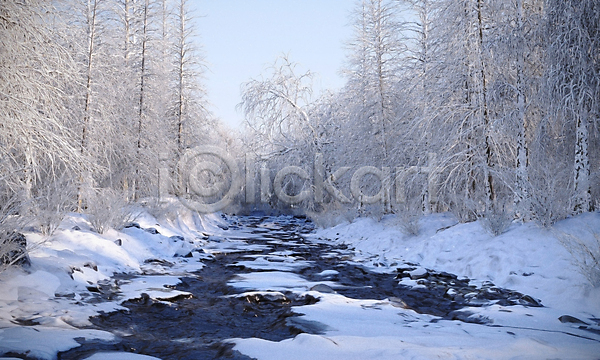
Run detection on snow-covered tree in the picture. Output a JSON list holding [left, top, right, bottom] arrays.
[[240, 55, 319, 159], [546, 0, 599, 215], [0, 0, 84, 201], [239, 55, 326, 210], [343, 0, 405, 165], [169, 0, 210, 156]]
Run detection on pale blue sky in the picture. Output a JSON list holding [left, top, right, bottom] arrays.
[[192, 0, 354, 129]]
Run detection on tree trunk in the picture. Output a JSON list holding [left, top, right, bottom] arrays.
[[177, 0, 185, 154], [476, 0, 494, 212], [514, 0, 531, 220], [135, 0, 150, 201], [573, 110, 591, 213], [124, 0, 132, 62], [78, 0, 98, 212]]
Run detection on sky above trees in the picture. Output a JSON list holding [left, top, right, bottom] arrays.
[[193, 0, 354, 128]]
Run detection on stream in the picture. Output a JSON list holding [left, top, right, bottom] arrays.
[[58, 215, 542, 359]]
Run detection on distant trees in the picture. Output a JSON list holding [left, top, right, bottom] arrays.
[[239, 56, 321, 209], [392, 0, 597, 225]]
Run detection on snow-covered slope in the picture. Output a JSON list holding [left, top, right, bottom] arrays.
[[314, 212, 600, 316]]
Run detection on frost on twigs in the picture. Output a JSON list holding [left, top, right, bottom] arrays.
[[307, 208, 358, 229], [86, 188, 140, 234], [400, 212, 421, 236], [556, 230, 600, 288], [480, 208, 513, 237], [0, 231, 29, 272], [141, 197, 178, 221], [529, 162, 573, 228], [31, 177, 77, 236]]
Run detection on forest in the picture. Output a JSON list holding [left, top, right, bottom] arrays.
[[1, 0, 599, 254]]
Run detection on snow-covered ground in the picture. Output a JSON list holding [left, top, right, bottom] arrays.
[[0, 207, 599, 359], [316, 212, 600, 313]]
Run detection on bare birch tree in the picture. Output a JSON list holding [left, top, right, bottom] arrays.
[[240, 55, 319, 159]]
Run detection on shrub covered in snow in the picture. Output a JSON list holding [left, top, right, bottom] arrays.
[[86, 188, 140, 234], [480, 208, 513, 236], [557, 230, 600, 288], [31, 177, 77, 236]]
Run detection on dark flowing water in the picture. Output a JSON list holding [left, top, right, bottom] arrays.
[[59, 215, 541, 360]]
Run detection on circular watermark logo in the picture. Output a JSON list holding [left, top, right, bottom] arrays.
[[177, 146, 242, 213]]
